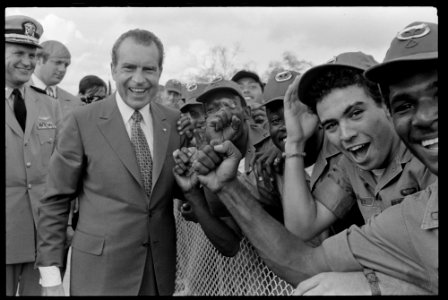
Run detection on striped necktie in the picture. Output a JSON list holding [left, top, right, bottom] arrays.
[[130, 110, 153, 200], [45, 86, 55, 98], [12, 89, 27, 131]]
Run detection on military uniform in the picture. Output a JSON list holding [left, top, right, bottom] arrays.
[[322, 179, 438, 293], [6, 85, 62, 294], [314, 141, 436, 222]]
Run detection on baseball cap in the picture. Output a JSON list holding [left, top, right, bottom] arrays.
[[165, 79, 183, 94], [365, 21, 438, 84], [5, 15, 43, 48], [298, 51, 378, 108], [180, 82, 207, 113], [262, 70, 301, 107], [231, 70, 263, 87], [197, 77, 246, 106]]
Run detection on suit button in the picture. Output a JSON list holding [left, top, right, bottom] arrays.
[[142, 242, 150, 247], [27, 184, 32, 189], [26, 162, 31, 168]]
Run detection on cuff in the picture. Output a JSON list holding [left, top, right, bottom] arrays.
[[38, 266, 62, 287]]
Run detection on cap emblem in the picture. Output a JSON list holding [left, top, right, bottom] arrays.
[[396, 23, 430, 41], [187, 83, 198, 91], [210, 76, 223, 84], [326, 56, 337, 64], [23, 22, 37, 38], [275, 71, 293, 82]]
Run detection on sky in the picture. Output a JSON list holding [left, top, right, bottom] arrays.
[[6, 6, 438, 95]]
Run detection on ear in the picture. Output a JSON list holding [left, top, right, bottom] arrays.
[[110, 63, 116, 81]]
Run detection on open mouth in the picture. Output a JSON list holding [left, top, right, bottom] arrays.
[[421, 137, 438, 150], [129, 87, 148, 95], [347, 142, 370, 161]]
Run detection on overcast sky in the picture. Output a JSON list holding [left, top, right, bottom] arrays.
[[6, 6, 438, 95]]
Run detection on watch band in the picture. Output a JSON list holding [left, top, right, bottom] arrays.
[[363, 268, 381, 296]]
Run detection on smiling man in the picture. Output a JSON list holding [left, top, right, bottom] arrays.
[[36, 29, 185, 296], [279, 51, 436, 242]]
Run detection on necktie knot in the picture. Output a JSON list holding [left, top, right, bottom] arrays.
[[131, 110, 143, 124], [12, 89, 21, 98], [46, 86, 55, 98]]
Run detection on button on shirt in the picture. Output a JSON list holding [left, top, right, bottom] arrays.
[[322, 179, 438, 294]]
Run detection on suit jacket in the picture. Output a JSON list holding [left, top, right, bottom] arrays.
[[6, 85, 62, 264], [36, 94, 184, 295], [54, 86, 84, 118]]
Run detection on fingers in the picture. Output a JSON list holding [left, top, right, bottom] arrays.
[[284, 75, 301, 108], [294, 274, 320, 296], [192, 144, 222, 174], [177, 114, 193, 135], [213, 140, 242, 160]]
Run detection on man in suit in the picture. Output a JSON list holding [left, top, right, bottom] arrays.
[[5, 15, 63, 296], [36, 28, 185, 295], [30, 40, 83, 118]]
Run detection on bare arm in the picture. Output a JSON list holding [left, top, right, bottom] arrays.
[[282, 75, 338, 240], [195, 141, 332, 286]]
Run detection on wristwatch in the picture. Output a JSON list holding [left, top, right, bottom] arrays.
[[363, 268, 381, 296]]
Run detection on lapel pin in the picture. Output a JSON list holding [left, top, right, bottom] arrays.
[[163, 128, 167, 132]]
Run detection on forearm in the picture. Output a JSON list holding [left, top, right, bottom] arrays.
[[184, 189, 241, 257], [216, 177, 331, 285], [283, 141, 321, 240]]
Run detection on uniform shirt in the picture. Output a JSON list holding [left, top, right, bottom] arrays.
[[31, 74, 56, 97], [322, 179, 438, 294], [314, 141, 436, 221]]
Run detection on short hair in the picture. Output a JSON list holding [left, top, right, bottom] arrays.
[[111, 29, 164, 69], [36, 40, 70, 63], [307, 68, 383, 114], [78, 75, 107, 95]]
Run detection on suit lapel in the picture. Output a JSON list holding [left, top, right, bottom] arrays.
[[23, 88, 40, 142], [150, 102, 171, 188], [5, 101, 24, 137], [97, 96, 143, 189]]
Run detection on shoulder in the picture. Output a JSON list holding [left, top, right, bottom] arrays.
[[57, 87, 82, 102], [26, 85, 58, 107]]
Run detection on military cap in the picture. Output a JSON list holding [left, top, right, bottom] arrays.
[[197, 77, 246, 106], [231, 70, 264, 87], [5, 15, 43, 48], [365, 21, 438, 84], [165, 79, 183, 94], [180, 82, 207, 113], [262, 70, 301, 107], [298, 51, 378, 108]]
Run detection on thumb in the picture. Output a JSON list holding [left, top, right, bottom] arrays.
[[213, 140, 242, 160]]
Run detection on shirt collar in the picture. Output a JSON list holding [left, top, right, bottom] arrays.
[[115, 91, 151, 126], [5, 85, 25, 100], [31, 74, 56, 97]]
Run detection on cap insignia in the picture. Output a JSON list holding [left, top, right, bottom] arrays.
[[23, 22, 37, 38], [396, 23, 430, 41], [275, 71, 292, 82], [187, 83, 198, 91]]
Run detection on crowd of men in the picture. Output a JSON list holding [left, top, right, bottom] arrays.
[[5, 13, 437, 296]]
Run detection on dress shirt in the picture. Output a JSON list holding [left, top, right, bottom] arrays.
[[31, 74, 56, 98]]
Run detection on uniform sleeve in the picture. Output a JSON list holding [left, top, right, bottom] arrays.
[[35, 111, 85, 268], [322, 200, 427, 287], [313, 160, 356, 219]]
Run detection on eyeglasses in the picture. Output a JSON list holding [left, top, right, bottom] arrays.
[[81, 95, 105, 104]]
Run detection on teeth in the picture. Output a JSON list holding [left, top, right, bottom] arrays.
[[349, 144, 364, 152], [422, 137, 438, 147], [130, 88, 146, 93]]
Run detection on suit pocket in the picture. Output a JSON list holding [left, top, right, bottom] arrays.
[[72, 230, 105, 256]]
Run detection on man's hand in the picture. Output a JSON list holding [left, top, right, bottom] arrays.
[[172, 147, 199, 192], [42, 284, 66, 296], [254, 145, 284, 178], [283, 75, 319, 145], [195, 141, 242, 193], [205, 108, 242, 145], [294, 272, 371, 295], [65, 225, 75, 248], [177, 113, 195, 140]]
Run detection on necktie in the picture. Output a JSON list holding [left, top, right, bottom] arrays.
[[131, 110, 153, 200], [12, 89, 27, 131], [46, 86, 55, 98]]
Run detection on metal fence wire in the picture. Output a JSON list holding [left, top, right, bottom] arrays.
[[173, 206, 295, 296]]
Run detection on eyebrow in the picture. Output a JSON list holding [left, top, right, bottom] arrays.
[[320, 101, 365, 127]]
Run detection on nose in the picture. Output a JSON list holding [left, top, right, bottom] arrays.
[[339, 121, 357, 142], [22, 54, 36, 67], [132, 69, 146, 84], [412, 97, 438, 128]]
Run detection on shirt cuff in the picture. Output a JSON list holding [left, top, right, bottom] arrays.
[[38, 266, 62, 287]]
